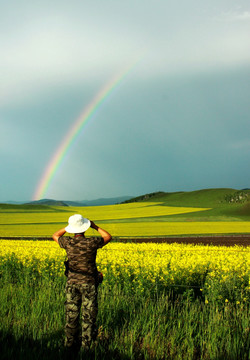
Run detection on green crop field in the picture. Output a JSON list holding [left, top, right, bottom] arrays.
[[1, 189, 250, 237]]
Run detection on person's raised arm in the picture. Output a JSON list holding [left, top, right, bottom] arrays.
[[52, 228, 66, 244], [90, 221, 112, 245]]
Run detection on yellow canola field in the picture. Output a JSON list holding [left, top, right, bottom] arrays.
[[101, 221, 250, 237], [0, 240, 249, 297], [0, 239, 249, 273], [1, 221, 250, 237], [1, 202, 250, 236], [79, 203, 210, 220], [0, 203, 209, 224]]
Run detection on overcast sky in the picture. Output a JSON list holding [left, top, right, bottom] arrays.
[[1, 0, 250, 201]]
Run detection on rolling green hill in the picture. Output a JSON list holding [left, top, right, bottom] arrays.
[[124, 188, 238, 206], [123, 188, 250, 220]]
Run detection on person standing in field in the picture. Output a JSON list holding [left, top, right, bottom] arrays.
[[52, 214, 112, 352]]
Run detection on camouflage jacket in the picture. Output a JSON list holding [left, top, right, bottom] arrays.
[[58, 235, 104, 285]]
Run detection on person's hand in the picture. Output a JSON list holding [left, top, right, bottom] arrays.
[[89, 221, 112, 244], [90, 220, 98, 230]]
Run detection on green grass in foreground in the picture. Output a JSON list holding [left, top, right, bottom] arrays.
[[0, 255, 249, 360]]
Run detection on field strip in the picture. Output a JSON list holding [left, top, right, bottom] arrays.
[[99, 221, 250, 236], [0, 204, 210, 224], [0, 221, 250, 237]]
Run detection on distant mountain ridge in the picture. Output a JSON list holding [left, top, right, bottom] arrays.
[[25, 199, 69, 206], [24, 196, 133, 207]]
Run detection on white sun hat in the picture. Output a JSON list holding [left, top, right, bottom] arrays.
[[65, 214, 91, 233]]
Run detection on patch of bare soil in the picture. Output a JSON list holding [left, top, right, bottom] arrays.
[[120, 235, 250, 246]]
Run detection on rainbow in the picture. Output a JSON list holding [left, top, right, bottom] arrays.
[[32, 62, 138, 200]]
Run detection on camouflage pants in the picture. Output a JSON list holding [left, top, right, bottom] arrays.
[[64, 282, 98, 349]]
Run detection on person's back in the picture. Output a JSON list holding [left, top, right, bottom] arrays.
[[59, 234, 104, 284]]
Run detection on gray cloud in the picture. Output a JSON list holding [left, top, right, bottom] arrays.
[[1, 1, 250, 107], [1, 0, 250, 201]]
